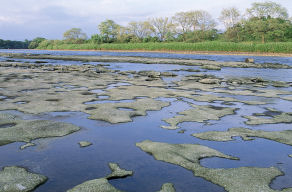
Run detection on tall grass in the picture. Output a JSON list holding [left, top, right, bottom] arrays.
[[37, 41, 292, 53]]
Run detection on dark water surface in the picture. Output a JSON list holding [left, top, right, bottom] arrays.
[[0, 50, 291, 191]]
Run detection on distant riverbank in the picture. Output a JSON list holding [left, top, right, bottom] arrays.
[[36, 42, 292, 55]]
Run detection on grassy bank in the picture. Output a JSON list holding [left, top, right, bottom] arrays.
[[37, 41, 292, 54]]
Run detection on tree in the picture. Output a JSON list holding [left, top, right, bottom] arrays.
[[173, 11, 195, 34], [246, 1, 288, 19], [28, 37, 46, 49], [194, 10, 216, 31], [150, 17, 177, 41], [219, 7, 241, 29], [98, 20, 120, 43], [63, 28, 87, 43], [127, 21, 153, 41]]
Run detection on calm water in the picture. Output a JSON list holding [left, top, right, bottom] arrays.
[[0, 50, 291, 192]]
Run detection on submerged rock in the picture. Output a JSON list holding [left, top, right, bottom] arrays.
[[0, 113, 80, 147], [79, 141, 92, 147], [106, 163, 133, 179], [0, 166, 47, 192], [192, 127, 292, 146], [20, 142, 36, 150], [136, 140, 291, 192], [162, 105, 236, 129]]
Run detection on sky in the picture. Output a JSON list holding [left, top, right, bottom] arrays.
[[0, 0, 291, 41]]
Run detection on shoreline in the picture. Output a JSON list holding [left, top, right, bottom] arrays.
[[35, 49, 292, 57]]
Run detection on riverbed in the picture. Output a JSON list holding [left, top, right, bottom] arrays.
[[0, 50, 291, 192]]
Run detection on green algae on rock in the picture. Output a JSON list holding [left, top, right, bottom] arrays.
[[0, 166, 47, 192], [192, 127, 292, 146], [162, 105, 236, 129], [106, 163, 133, 179], [157, 183, 176, 192], [0, 113, 80, 146], [136, 140, 291, 192]]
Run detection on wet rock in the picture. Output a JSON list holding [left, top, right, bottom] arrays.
[[199, 78, 220, 84], [201, 65, 221, 70], [67, 178, 122, 192], [136, 140, 289, 192], [160, 72, 177, 77], [138, 71, 161, 78], [0, 113, 80, 146], [289, 155, 292, 158], [177, 129, 186, 134], [192, 127, 292, 146], [157, 183, 176, 192], [20, 142, 36, 150], [244, 112, 292, 125], [0, 166, 47, 192], [106, 163, 133, 179], [79, 141, 92, 147], [162, 105, 236, 129], [87, 98, 170, 123]]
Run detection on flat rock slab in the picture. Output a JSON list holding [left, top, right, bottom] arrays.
[[106, 163, 133, 179], [0, 113, 80, 147], [67, 178, 122, 192], [192, 127, 292, 146], [162, 105, 236, 129], [136, 140, 291, 192], [0, 166, 47, 192], [79, 141, 92, 147]]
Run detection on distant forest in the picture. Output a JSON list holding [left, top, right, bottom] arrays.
[[0, 39, 30, 49]]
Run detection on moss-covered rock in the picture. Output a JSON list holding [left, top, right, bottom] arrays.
[[0, 166, 47, 192]]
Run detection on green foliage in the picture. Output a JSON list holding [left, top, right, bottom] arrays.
[[63, 28, 87, 44], [35, 41, 292, 53], [28, 37, 46, 49], [0, 39, 30, 49], [98, 20, 120, 43]]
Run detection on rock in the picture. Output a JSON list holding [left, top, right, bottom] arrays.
[[201, 65, 221, 70], [157, 183, 176, 192], [162, 105, 236, 129], [67, 178, 122, 192], [0, 166, 47, 192], [106, 163, 133, 179], [192, 127, 292, 146], [136, 140, 289, 192], [79, 141, 92, 147], [20, 142, 36, 150], [199, 78, 220, 84], [0, 113, 80, 147], [244, 112, 292, 125], [138, 71, 161, 78], [160, 72, 177, 77], [245, 58, 254, 63]]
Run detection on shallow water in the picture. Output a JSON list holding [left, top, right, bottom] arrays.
[[0, 50, 291, 192]]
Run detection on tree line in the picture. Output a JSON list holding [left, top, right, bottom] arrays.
[[5, 1, 292, 49], [0, 39, 30, 49]]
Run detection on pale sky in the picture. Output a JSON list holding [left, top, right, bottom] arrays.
[[0, 0, 291, 41]]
